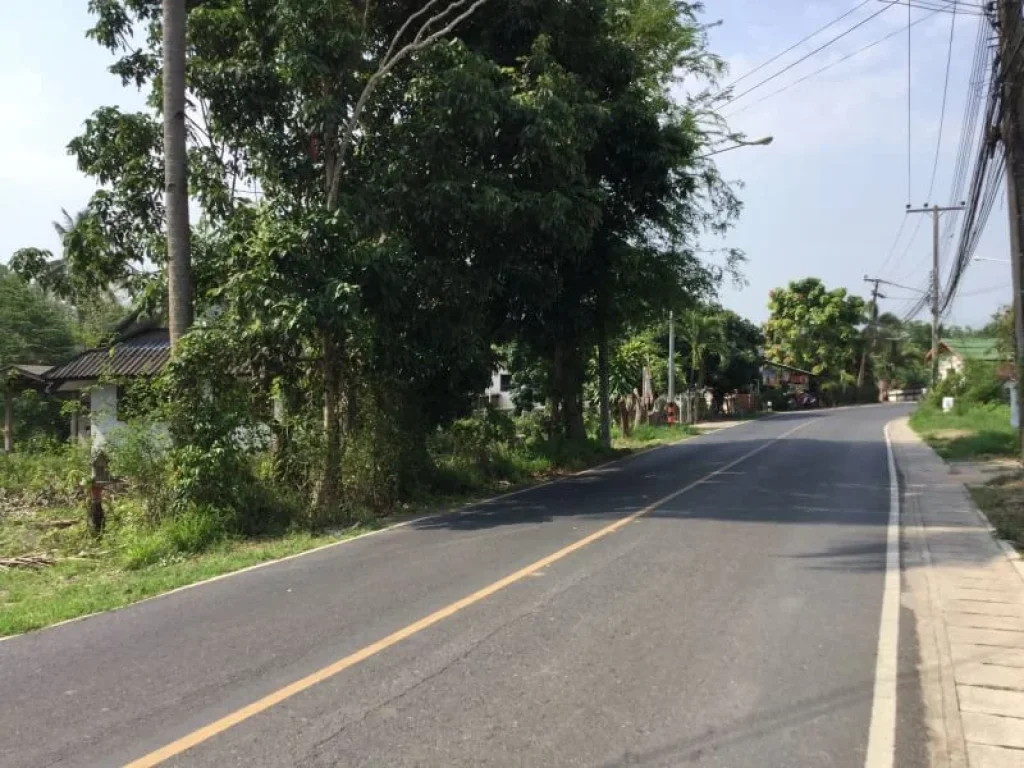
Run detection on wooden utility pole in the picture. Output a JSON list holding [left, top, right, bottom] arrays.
[[667, 310, 675, 403], [3, 386, 12, 454], [163, 0, 192, 347], [998, 0, 1024, 457], [858, 277, 884, 388], [907, 204, 965, 385]]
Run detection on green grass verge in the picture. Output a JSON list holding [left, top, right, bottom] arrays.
[[612, 423, 698, 450], [0, 527, 380, 637], [969, 472, 1024, 550], [1, 425, 706, 638], [909, 402, 1017, 460]]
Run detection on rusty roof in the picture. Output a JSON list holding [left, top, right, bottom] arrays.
[[46, 329, 170, 381]]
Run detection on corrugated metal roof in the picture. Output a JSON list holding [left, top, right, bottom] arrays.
[[942, 337, 1005, 361], [46, 329, 170, 381]]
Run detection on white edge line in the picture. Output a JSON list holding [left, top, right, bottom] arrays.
[[864, 421, 902, 768], [1, 409, 814, 643]]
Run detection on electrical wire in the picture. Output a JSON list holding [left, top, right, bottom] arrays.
[[721, 2, 897, 109], [724, 0, 875, 90], [725, 8, 942, 117], [955, 283, 1012, 297], [908, 0, 913, 205], [925, 1, 959, 201], [939, 31, 1005, 314], [882, 9, 990, 286], [880, 0, 984, 14]]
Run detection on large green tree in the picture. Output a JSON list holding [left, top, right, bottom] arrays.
[[0, 266, 78, 366], [764, 278, 866, 380], [16, 0, 738, 521]]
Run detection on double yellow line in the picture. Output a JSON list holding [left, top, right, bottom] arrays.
[[127, 419, 812, 766]]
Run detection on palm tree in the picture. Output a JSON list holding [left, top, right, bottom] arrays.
[[678, 309, 729, 389]]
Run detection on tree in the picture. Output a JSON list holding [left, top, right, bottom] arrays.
[[764, 278, 866, 380], [0, 266, 78, 366], [707, 309, 762, 396], [163, 0, 192, 347], [677, 308, 727, 388], [61, 0, 739, 524], [0, 266, 79, 452], [484, 0, 735, 444]]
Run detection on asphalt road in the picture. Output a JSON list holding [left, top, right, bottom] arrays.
[[1, 405, 923, 767]]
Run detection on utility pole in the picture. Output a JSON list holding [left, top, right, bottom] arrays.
[[858, 277, 885, 388], [997, 0, 1024, 457], [163, 0, 192, 348], [667, 310, 675, 402], [907, 204, 965, 385]]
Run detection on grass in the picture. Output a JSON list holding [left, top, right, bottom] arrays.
[[0, 421, 710, 637], [611, 423, 698, 451], [0, 527, 378, 637], [908, 401, 1017, 460], [969, 472, 1024, 550]]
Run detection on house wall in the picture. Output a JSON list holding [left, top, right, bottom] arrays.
[[89, 384, 123, 450], [938, 354, 963, 380], [483, 369, 515, 411]]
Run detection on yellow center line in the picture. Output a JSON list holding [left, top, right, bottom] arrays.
[[125, 418, 813, 767]]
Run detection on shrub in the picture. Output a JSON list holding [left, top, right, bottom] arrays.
[[760, 387, 788, 411], [0, 442, 88, 504], [119, 503, 229, 569]]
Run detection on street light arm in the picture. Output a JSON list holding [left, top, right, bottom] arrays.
[[698, 135, 773, 158]]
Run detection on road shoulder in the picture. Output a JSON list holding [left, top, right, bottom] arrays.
[[892, 417, 1024, 768]]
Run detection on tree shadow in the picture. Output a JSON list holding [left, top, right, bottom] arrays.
[[411, 425, 901, 535]]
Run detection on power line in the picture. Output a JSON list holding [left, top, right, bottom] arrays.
[[721, 2, 897, 109], [725, 8, 943, 117], [955, 283, 1012, 297], [925, 1, 959, 201], [908, 0, 913, 204], [880, 0, 984, 14], [724, 0, 875, 90], [883, 6, 989, 283]]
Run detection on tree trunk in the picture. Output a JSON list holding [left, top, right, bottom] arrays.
[[551, 338, 565, 439], [314, 334, 345, 520], [163, 0, 193, 347], [3, 388, 12, 454], [617, 398, 631, 436], [597, 303, 611, 449], [561, 342, 586, 442]]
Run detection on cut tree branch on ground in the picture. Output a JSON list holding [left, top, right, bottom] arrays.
[[0, 554, 55, 570]]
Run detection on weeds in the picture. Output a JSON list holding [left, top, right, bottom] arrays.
[[969, 472, 1024, 549], [909, 402, 1017, 460]]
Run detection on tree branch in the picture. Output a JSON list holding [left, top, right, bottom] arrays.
[[326, 0, 492, 208]]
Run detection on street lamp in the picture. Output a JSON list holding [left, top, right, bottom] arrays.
[[973, 256, 1012, 263], [699, 135, 774, 158]]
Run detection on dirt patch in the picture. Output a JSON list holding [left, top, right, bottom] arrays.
[[930, 428, 975, 440], [969, 471, 1024, 550]]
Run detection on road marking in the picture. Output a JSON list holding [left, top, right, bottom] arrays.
[[3, 411, 774, 646], [864, 422, 901, 768], [124, 418, 813, 767]]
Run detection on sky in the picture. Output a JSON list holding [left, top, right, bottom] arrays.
[[702, 0, 1010, 328], [0, 1, 1010, 330]]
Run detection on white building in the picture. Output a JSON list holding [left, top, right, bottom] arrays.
[[483, 368, 514, 411]]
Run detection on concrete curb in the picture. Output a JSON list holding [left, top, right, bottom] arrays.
[[890, 417, 968, 768]]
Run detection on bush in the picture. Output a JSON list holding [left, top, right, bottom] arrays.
[[927, 360, 1005, 408], [0, 442, 88, 504], [119, 503, 229, 569], [760, 387, 789, 411], [819, 382, 878, 407]]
